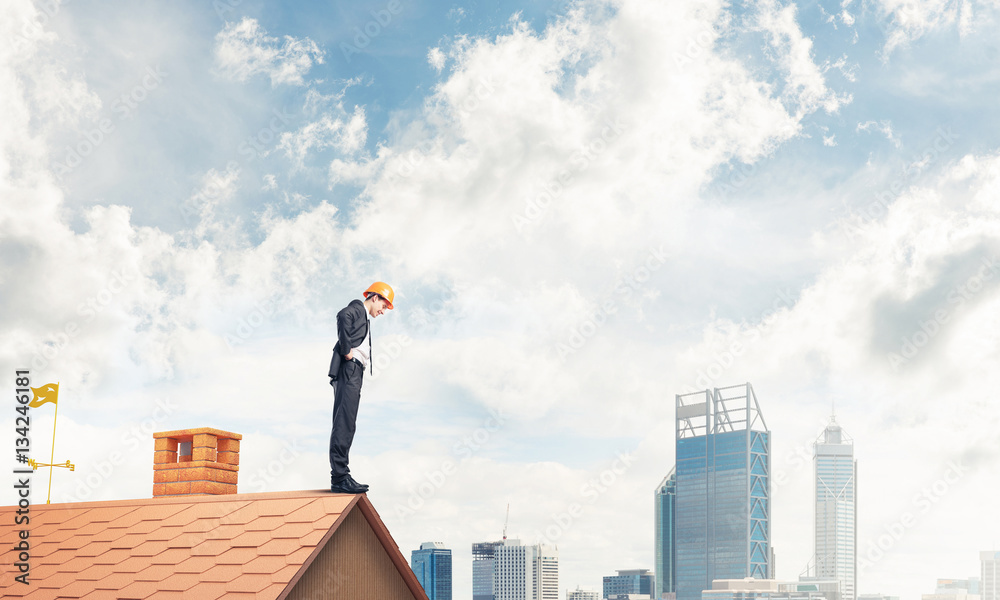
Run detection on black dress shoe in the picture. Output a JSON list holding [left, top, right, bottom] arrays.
[[330, 475, 369, 494], [344, 475, 369, 490]]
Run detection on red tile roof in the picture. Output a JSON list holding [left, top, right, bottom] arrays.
[[0, 490, 401, 599]]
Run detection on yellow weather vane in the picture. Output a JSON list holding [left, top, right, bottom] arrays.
[[27, 383, 74, 504]]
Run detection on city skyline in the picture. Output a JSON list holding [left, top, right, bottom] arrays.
[[3, 0, 1000, 598]]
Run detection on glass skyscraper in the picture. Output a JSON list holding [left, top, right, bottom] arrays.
[[474, 541, 504, 600], [655, 469, 677, 598], [675, 383, 771, 600], [412, 542, 453, 600], [814, 417, 856, 600], [604, 569, 655, 597]]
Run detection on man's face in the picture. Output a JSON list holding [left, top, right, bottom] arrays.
[[368, 295, 388, 318]]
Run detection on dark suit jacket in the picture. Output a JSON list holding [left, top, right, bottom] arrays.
[[328, 299, 369, 381]]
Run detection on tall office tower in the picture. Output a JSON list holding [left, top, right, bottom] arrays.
[[411, 542, 453, 600], [604, 569, 655, 597], [814, 416, 857, 600], [474, 541, 504, 600], [535, 544, 559, 600], [674, 383, 771, 600], [982, 552, 1000, 600], [656, 470, 677, 599], [494, 539, 559, 600]]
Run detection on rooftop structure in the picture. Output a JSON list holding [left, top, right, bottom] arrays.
[[1, 426, 429, 600]]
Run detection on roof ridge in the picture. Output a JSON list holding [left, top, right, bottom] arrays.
[[0, 489, 349, 512]]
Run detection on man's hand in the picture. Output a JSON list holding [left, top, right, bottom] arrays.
[[345, 351, 354, 361]]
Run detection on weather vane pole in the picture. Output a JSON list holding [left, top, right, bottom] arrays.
[[27, 382, 74, 504]]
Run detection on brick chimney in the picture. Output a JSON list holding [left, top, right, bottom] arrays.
[[153, 427, 241, 497]]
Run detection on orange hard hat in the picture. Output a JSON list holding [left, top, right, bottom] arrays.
[[364, 282, 394, 309]]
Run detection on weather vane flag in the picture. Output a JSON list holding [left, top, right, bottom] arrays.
[[26, 383, 75, 504]]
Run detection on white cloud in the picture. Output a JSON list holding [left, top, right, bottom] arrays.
[[827, 54, 858, 83], [277, 106, 368, 169], [341, 0, 844, 291], [329, 156, 378, 186], [876, 0, 1000, 55], [213, 17, 324, 86], [262, 173, 277, 190], [754, 0, 851, 117], [858, 119, 902, 147], [428, 46, 446, 72]]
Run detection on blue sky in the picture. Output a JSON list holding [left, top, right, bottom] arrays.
[[3, 0, 1000, 597]]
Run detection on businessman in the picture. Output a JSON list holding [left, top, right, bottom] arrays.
[[328, 281, 394, 494]]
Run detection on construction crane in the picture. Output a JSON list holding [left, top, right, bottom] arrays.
[[502, 503, 509, 540]]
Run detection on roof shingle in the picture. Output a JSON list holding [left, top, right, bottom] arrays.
[[0, 490, 358, 599]]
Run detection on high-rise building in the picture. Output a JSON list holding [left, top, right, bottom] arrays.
[[567, 585, 600, 600], [605, 569, 655, 598], [656, 471, 677, 599], [474, 541, 504, 600], [535, 544, 559, 600], [982, 553, 1000, 600], [412, 541, 453, 600], [813, 416, 857, 600], [674, 383, 771, 600], [494, 539, 559, 600]]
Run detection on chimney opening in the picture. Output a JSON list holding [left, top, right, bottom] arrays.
[[178, 441, 192, 462]]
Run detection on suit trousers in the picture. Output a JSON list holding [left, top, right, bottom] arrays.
[[329, 359, 364, 482]]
